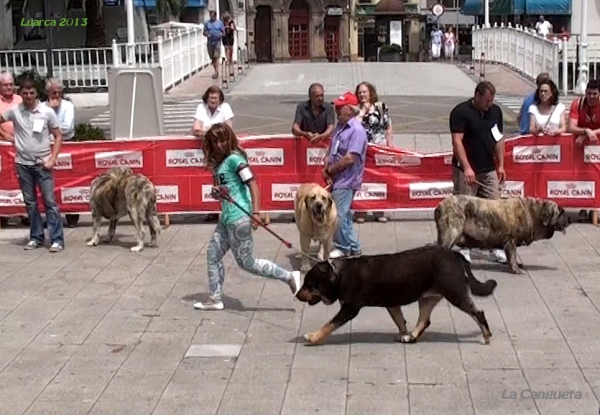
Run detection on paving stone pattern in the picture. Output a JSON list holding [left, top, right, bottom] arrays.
[[228, 62, 478, 97], [1, 218, 600, 415]]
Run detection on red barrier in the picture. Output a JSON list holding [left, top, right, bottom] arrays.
[[0, 134, 598, 216]]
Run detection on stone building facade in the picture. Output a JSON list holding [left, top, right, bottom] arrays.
[[246, 0, 353, 63]]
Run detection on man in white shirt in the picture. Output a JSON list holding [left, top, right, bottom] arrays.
[[192, 86, 234, 137], [430, 27, 444, 60], [42, 78, 79, 227], [535, 15, 552, 37], [42, 78, 75, 140]]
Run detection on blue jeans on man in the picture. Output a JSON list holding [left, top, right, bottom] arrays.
[[16, 164, 64, 248], [331, 188, 361, 256]]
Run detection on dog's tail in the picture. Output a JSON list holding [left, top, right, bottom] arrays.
[[460, 254, 498, 297]]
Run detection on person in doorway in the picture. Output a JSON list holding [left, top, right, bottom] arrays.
[[0, 76, 65, 252], [568, 79, 600, 146], [444, 26, 456, 62], [203, 10, 225, 80], [292, 83, 335, 143], [323, 91, 368, 259], [430, 26, 444, 61], [193, 123, 301, 311], [449, 81, 507, 264], [0, 71, 24, 228], [222, 12, 236, 79], [42, 77, 79, 228], [517, 72, 550, 135], [354, 81, 393, 224], [528, 79, 567, 136]]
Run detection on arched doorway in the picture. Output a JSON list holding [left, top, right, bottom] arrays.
[[219, 0, 231, 16], [324, 6, 342, 62], [254, 6, 273, 62], [288, 0, 310, 60]]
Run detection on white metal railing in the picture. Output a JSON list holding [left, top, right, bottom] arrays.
[[109, 24, 210, 91], [0, 22, 219, 92], [472, 23, 600, 95]]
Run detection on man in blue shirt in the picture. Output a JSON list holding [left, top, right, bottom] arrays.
[[203, 11, 225, 79], [517, 72, 550, 134]]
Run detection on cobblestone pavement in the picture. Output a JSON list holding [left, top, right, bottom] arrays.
[[1, 218, 600, 415]]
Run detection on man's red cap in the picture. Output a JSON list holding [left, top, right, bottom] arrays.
[[332, 91, 359, 107]]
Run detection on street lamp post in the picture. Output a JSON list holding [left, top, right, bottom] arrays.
[[575, 0, 588, 94], [126, 0, 136, 65], [484, 0, 490, 28], [44, 0, 54, 78]]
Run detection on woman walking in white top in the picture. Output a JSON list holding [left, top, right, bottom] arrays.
[[528, 79, 567, 136], [444, 27, 456, 62]]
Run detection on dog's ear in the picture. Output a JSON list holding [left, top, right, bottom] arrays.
[[326, 259, 341, 283], [541, 202, 560, 226], [326, 194, 333, 209]]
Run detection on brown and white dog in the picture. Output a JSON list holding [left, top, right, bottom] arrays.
[[434, 195, 571, 273], [86, 166, 162, 252], [293, 183, 338, 272]]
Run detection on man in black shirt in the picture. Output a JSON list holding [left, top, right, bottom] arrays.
[[449, 81, 507, 264], [292, 83, 335, 143]]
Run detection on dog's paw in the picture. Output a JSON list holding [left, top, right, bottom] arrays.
[[87, 237, 100, 247], [130, 245, 143, 253], [398, 333, 417, 344], [480, 337, 491, 345], [317, 252, 324, 261], [303, 332, 321, 346]]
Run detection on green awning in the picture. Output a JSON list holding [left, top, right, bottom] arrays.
[[355, 4, 376, 15]]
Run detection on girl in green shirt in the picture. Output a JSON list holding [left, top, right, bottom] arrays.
[[194, 124, 301, 311]]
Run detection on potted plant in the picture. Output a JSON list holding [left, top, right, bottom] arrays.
[[378, 43, 403, 62]]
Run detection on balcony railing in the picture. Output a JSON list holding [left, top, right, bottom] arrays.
[[472, 23, 600, 95], [0, 22, 238, 92]]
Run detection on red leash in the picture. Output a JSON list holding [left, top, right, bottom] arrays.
[[212, 186, 294, 248]]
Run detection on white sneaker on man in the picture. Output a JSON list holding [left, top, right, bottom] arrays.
[[193, 299, 224, 310], [489, 249, 507, 264], [329, 249, 346, 259]]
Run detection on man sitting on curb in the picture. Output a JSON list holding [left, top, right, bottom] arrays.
[[322, 91, 368, 259]]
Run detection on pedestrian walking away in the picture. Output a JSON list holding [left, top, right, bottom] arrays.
[[193, 123, 301, 311]]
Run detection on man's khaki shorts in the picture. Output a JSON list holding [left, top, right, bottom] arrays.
[[452, 167, 500, 199], [207, 44, 221, 60]]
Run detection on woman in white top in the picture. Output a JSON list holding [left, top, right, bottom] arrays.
[[192, 86, 234, 136], [528, 79, 567, 136], [444, 27, 456, 62]]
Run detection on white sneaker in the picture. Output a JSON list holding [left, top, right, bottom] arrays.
[[490, 249, 507, 264], [459, 249, 472, 263], [329, 249, 346, 259], [193, 299, 224, 310], [290, 271, 301, 295]]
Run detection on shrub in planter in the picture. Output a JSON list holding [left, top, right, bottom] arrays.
[[379, 43, 403, 62], [73, 123, 107, 141]]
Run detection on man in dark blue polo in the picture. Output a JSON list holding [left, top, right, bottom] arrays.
[[292, 83, 335, 143]]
